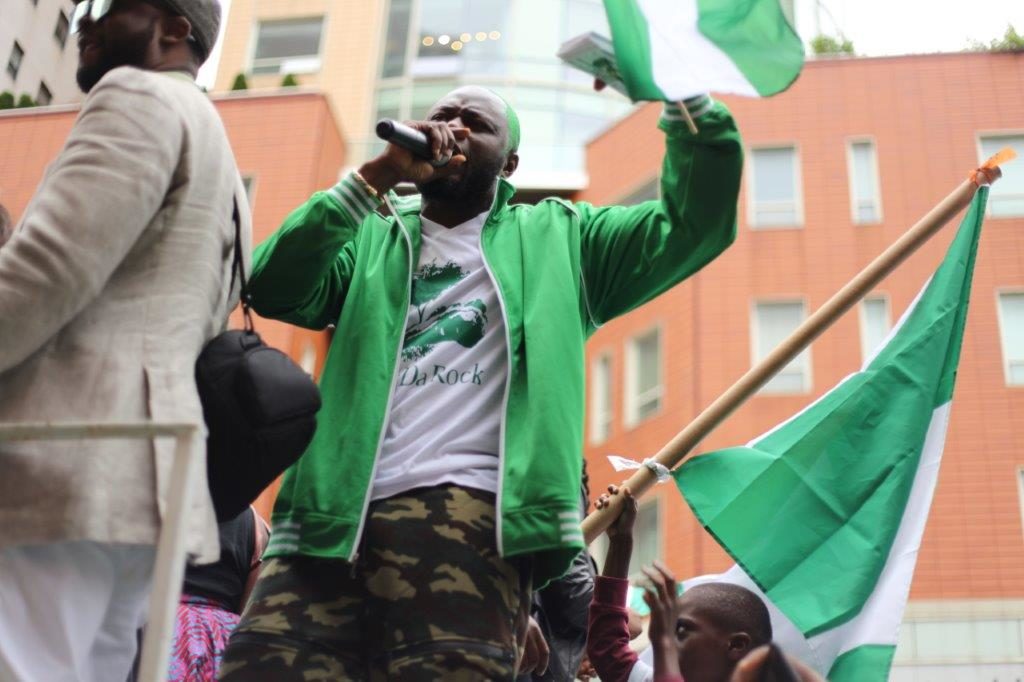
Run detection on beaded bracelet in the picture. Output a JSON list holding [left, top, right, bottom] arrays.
[[351, 170, 384, 204]]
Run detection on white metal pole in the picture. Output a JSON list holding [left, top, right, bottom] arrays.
[[0, 422, 199, 682], [137, 430, 198, 682]]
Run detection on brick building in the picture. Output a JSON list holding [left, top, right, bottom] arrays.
[[0, 88, 342, 519], [1, 45, 1022, 679], [580, 51, 1024, 679]]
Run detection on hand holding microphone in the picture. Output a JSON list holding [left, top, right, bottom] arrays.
[[359, 119, 469, 195], [376, 119, 458, 167]]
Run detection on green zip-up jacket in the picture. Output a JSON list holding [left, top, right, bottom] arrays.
[[248, 99, 743, 586]]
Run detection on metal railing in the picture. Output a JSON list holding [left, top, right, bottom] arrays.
[[0, 421, 200, 682]]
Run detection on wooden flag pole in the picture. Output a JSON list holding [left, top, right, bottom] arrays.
[[676, 101, 699, 135], [582, 162, 1008, 545]]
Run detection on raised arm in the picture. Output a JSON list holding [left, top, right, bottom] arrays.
[[246, 174, 373, 330], [248, 116, 469, 330], [588, 486, 652, 682], [0, 70, 183, 373], [577, 97, 743, 328]]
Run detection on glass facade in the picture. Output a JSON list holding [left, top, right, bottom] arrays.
[[373, 0, 632, 188]]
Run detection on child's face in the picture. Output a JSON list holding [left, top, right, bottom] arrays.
[[674, 594, 740, 682]]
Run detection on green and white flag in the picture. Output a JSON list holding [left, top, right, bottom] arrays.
[[675, 190, 988, 680], [603, 0, 804, 101]]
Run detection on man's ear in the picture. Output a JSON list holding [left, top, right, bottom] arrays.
[[502, 152, 519, 179], [159, 14, 193, 48], [727, 632, 753, 662]]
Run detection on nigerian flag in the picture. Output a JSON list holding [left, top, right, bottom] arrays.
[[675, 189, 988, 680], [603, 0, 804, 100]]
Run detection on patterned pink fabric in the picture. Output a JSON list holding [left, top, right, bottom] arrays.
[[168, 595, 240, 682]]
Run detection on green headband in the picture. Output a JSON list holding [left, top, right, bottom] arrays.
[[505, 101, 521, 153], [488, 89, 520, 153]]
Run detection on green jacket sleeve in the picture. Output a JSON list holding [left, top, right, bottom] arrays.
[[576, 98, 743, 327], [248, 173, 380, 330]]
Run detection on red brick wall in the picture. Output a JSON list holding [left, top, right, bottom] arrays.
[[580, 52, 1024, 598], [214, 92, 345, 521], [0, 107, 76, 218]]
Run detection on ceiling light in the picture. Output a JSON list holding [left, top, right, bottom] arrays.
[[438, 34, 450, 45]]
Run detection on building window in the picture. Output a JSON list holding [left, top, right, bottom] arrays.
[[380, 0, 411, 78], [628, 498, 662, 577], [54, 10, 70, 48], [36, 82, 52, 106], [749, 146, 802, 227], [997, 292, 1024, 386], [7, 42, 24, 80], [848, 139, 882, 223], [754, 301, 810, 394], [860, 295, 890, 364], [251, 17, 324, 75], [626, 328, 662, 426], [589, 354, 612, 445], [979, 135, 1024, 217], [898, 618, 1024, 663]]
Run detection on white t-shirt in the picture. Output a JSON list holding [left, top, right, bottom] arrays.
[[371, 210, 507, 501]]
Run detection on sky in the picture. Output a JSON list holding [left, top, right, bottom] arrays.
[[793, 0, 1024, 56], [197, 0, 1024, 88]]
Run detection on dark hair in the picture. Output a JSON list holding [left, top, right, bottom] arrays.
[[691, 583, 772, 647]]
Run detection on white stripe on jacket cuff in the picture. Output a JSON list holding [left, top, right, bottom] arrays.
[[662, 95, 715, 123], [327, 173, 382, 223]]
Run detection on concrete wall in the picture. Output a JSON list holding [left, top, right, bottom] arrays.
[[0, 0, 80, 104]]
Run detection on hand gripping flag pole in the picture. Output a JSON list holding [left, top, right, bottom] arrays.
[[582, 149, 1016, 544]]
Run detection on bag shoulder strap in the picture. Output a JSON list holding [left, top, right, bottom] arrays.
[[228, 196, 255, 332]]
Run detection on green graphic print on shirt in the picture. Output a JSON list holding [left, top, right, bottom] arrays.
[[402, 261, 488, 363]]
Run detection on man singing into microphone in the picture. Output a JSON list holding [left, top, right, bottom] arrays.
[[219, 86, 743, 680]]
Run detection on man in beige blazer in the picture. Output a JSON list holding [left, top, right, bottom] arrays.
[[0, 1, 250, 680]]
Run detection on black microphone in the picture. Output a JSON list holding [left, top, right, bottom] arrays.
[[375, 119, 451, 167]]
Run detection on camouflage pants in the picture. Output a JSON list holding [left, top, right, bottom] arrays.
[[218, 485, 532, 681]]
